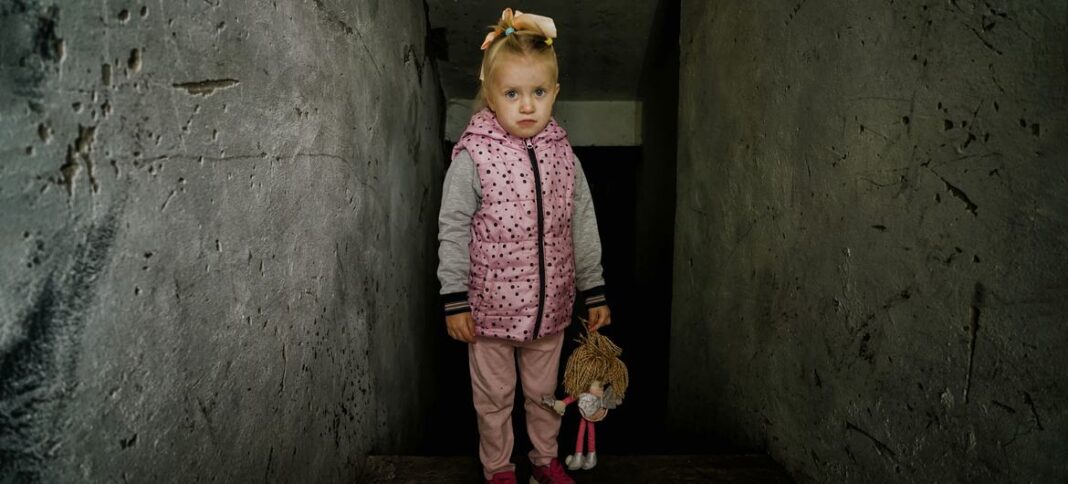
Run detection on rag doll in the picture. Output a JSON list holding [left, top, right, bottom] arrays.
[[542, 325, 628, 470]]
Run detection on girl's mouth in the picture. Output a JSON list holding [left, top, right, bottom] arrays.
[[518, 119, 537, 126]]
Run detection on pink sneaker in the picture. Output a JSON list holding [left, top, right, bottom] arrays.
[[487, 470, 518, 484], [529, 458, 575, 484]]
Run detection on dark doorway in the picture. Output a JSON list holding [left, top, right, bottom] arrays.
[[560, 146, 670, 455]]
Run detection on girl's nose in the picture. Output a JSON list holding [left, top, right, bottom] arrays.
[[520, 97, 534, 113]]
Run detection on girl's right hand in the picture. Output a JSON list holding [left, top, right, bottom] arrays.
[[445, 312, 477, 343]]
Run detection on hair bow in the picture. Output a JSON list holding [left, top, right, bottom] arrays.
[[479, 8, 558, 50]]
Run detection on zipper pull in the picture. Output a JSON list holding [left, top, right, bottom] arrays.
[[526, 139, 534, 149]]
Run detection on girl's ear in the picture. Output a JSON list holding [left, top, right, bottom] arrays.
[[553, 82, 561, 99]]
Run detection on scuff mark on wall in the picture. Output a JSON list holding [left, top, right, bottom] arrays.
[[55, 125, 99, 195], [128, 48, 143, 73], [171, 79, 240, 96], [938, 175, 978, 216], [963, 282, 984, 403], [58, 145, 80, 196]]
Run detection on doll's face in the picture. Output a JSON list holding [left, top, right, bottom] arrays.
[[589, 380, 604, 397]]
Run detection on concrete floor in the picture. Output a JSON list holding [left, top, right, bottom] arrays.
[[363, 454, 792, 483]]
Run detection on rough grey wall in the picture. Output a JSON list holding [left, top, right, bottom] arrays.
[[0, 0, 442, 481], [670, 1, 1066, 482]]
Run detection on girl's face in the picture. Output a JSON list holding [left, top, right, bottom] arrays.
[[484, 53, 560, 139]]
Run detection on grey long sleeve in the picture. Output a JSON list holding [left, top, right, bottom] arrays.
[[436, 150, 607, 314], [570, 157, 608, 307]]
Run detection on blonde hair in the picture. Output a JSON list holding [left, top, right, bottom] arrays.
[[562, 328, 629, 403], [475, 15, 558, 111]]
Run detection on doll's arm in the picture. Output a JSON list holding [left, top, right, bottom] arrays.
[[553, 395, 577, 415], [544, 395, 576, 415]]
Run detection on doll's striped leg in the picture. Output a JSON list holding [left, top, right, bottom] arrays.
[[566, 419, 588, 470], [575, 419, 587, 454], [583, 422, 598, 469], [587, 421, 596, 454]]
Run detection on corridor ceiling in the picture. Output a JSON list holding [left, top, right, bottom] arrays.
[[426, 1, 660, 100]]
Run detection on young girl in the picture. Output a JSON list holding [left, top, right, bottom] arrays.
[[436, 8, 612, 484]]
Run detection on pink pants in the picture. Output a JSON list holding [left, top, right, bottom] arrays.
[[469, 331, 564, 480]]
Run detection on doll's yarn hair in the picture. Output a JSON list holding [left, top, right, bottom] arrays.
[[563, 327, 629, 402]]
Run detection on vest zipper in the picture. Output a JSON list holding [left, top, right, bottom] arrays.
[[526, 138, 546, 340]]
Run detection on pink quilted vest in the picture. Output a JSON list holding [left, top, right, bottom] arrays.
[[452, 109, 576, 342]]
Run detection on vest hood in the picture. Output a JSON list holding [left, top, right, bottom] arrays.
[[452, 108, 567, 159]]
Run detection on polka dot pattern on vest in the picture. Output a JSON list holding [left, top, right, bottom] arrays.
[[451, 109, 577, 342]]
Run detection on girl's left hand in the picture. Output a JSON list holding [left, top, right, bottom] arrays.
[[586, 305, 612, 332]]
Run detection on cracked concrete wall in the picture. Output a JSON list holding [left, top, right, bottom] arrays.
[[670, 1, 1066, 482], [1, 0, 442, 481]]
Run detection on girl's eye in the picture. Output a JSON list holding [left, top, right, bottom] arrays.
[[505, 90, 518, 99], [535, 88, 546, 97]]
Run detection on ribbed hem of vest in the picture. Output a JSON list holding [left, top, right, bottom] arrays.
[[442, 291, 470, 315], [582, 286, 607, 309]]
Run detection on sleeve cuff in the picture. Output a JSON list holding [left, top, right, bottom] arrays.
[[582, 286, 607, 309], [442, 291, 470, 315]]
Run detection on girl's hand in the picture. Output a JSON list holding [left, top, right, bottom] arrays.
[[446, 312, 477, 343], [586, 305, 612, 332]]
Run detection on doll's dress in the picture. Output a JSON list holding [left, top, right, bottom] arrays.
[[577, 392, 608, 422]]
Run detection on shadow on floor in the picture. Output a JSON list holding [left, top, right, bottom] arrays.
[[362, 454, 793, 483]]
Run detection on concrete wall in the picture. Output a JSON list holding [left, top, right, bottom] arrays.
[[0, 0, 442, 481], [671, 1, 1067, 482]]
